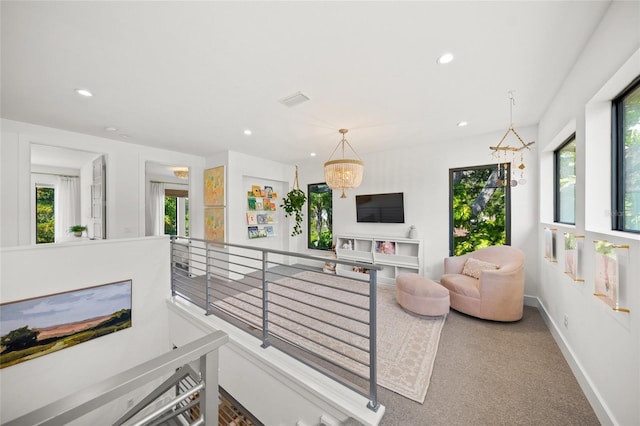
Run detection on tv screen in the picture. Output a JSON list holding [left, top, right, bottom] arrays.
[[356, 192, 405, 223]]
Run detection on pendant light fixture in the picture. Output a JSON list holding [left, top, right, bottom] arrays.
[[324, 129, 364, 198], [489, 91, 535, 186]]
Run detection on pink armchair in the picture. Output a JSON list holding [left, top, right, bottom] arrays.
[[440, 245, 525, 322]]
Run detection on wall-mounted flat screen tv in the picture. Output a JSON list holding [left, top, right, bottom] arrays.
[[356, 192, 405, 223]]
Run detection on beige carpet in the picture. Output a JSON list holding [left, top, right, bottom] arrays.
[[213, 270, 446, 403]]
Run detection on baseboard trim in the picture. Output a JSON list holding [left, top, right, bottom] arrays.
[[527, 295, 615, 426]]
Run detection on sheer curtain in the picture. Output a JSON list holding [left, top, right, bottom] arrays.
[[146, 182, 165, 236], [54, 176, 80, 242]]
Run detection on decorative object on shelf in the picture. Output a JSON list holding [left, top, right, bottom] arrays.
[[563, 233, 584, 282], [408, 225, 418, 239], [593, 240, 630, 313], [324, 128, 364, 198], [489, 91, 535, 186], [173, 167, 189, 180], [543, 227, 557, 262], [204, 166, 225, 206], [280, 166, 307, 236], [69, 225, 87, 237]]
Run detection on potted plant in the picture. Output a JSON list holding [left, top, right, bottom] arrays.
[[69, 225, 87, 237], [280, 166, 307, 237]]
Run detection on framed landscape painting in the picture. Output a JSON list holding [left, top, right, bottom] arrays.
[[204, 166, 225, 206], [0, 280, 132, 369]]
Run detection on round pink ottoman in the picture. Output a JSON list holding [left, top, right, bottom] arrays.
[[395, 273, 450, 316]]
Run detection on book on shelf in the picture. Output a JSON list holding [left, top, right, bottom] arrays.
[[246, 213, 257, 225], [267, 213, 275, 223], [248, 226, 259, 239], [257, 214, 268, 224], [252, 185, 261, 197], [248, 197, 256, 210], [258, 228, 268, 238], [265, 225, 274, 236], [255, 201, 263, 210], [264, 186, 273, 197]]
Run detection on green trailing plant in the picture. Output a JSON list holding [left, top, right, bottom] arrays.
[[280, 166, 307, 236], [69, 225, 87, 236]]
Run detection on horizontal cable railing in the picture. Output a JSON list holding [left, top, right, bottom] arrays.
[[170, 236, 382, 411]]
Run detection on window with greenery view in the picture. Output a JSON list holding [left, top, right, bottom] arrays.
[[613, 77, 640, 233], [36, 186, 55, 244], [450, 164, 511, 256], [165, 193, 189, 236], [554, 134, 576, 224], [308, 183, 332, 250]]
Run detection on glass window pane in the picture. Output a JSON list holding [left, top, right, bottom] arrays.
[[621, 83, 640, 231], [164, 196, 177, 235], [36, 186, 55, 244], [556, 137, 576, 224], [449, 164, 510, 256], [308, 183, 333, 250]]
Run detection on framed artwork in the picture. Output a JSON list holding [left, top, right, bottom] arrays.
[[544, 228, 556, 262], [1, 280, 132, 369], [594, 241, 618, 309], [204, 166, 225, 206], [563, 233, 583, 281], [205, 207, 225, 242]]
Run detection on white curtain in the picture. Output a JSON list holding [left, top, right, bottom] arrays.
[[54, 176, 80, 242], [146, 182, 165, 236]]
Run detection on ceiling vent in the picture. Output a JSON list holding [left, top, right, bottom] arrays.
[[279, 91, 310, 107]]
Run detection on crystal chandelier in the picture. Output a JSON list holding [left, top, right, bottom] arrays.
[[489, 91, 535, 186], [324, 129, 364, 198]]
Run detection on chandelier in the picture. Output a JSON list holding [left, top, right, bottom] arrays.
[[173, 167, 189, 179], [324, 129, 364, 198], [489, 91, 535, 186]]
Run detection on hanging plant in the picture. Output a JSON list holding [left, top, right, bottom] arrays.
[[280, 166, 307, 236]]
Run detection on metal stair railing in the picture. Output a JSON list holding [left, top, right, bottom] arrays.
[[170, 236, 382, 412], [4, 331, 228, 426]]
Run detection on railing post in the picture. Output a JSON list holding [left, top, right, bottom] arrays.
[[170, 238, 176, 297], [200, 350, 219, 426], [367, 269, 379, 411], [261, 251, 270, 348], [205, 242, 212, 315]]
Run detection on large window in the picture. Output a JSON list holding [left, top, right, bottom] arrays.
[[613, 77, 640, 232], [35, 185, 55, 244], [449, 164, 511, 256], [554, 134, 576, 224], [308, 183, 332, 250]]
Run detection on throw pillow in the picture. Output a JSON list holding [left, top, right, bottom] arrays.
[[462, 257, 499, 279]]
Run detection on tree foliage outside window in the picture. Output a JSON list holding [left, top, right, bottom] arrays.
[[36, 186, 55, 244], [555, 135, 576, 224], [614, 78, 640, 232], [450, 164, 511, 256], [308, 183, 333, 250], [165, 196, 189, 236]]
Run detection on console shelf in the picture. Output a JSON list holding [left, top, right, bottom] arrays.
[[335, 234, 422, 285]]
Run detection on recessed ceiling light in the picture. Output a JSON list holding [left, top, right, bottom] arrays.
[[244, 129, 252, 135], [310, 152, 317, 157], [457, 121, 468, 127], [75, 88, 93, 97], [437, 53, 454, 65], [104, 126, 118, 132]]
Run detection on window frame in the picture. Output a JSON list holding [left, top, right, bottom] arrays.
[[307, 182, 333, 251], [612, 75, 640, 233], [553, 133, 577, 225]]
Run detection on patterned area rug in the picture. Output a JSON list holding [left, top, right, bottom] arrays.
[[212, 270, 446, 403]]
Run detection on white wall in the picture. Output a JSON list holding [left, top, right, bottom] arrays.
[[295, 126, 539, 294], [0, 237, 172, 422], [0, 119, 206, 247], [536, 2, 640, 425]]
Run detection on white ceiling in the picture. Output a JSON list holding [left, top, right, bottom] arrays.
[[1, 1, 612, 164]]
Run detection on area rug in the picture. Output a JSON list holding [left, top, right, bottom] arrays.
[[212, 270, 446, 403]]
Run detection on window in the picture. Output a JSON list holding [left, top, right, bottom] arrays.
[[554, 134, 576, 224], [613, 77, 640, 232], [165, 189, 189, 236], [308, 183, 332, 250], [449, 164, 511, 256], [35, 185, 55, 244]]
